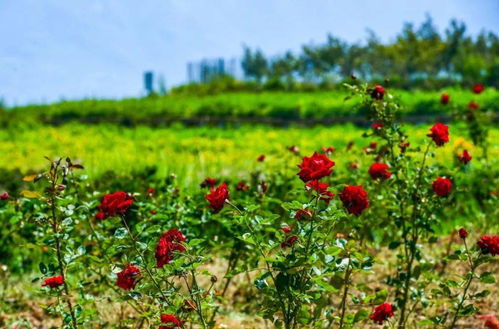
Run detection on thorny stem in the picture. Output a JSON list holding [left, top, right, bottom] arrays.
[[120, 215, 169, 303], [397, 141, 432, 329], [48, 163, 78, 329], [339, 255, 352, 329], [448, 242, 478, 329], [183, 273, 207, 329]]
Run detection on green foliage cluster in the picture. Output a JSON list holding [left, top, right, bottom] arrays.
[[2, 88, 497, 125]]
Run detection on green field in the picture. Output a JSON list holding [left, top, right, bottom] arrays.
[[1, 122, 496, 191]]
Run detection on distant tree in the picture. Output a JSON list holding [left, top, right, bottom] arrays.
[[241, 46, 268, 82], [237, 16, 499, 89]]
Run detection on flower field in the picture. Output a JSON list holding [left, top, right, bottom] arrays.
[[0, 84, 498, 329]]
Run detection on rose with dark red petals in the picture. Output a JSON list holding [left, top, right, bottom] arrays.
[[96, 191, 134, 220], [370, 303, 394, 325], [297, 152, 335, 182], [155, 229, 187, 268], [42, 275, 64, 288], [441, 93, 450, 105], [368, 163, 392, 180], [339, 185, 369, 216], [295, 209, 314, 220], [116, 264, 141, 290], [458, 149, 472, 164], [478, 314, 499, 329], [433, 177, 452, 197], [477, 235, 499, 256], [281, 226, 291, 233], [159, 314, 182, 329], [472, 84, 484, 94], [281, 235, 298, 248], [236, 181, 249, 191], [459, 228, 468, 239], [257, 155, 265, 162], [0, 192, 9, 200], [371, 84, 385, 100], [321, 146, 335, 154], [372, 123, 383, 130], [205, 183, 229, 214], [427, 122, 450, 147], [306, 180, 335, 203], [468, 101, 479, 110], [200, 177, 217, 189], [399, 142, 410, 153]]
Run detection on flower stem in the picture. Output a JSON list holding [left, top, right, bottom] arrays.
[[120, 216, 169, 303]]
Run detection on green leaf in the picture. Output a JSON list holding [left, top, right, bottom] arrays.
[[353, 309, 369, 323], [113, 228, 127, 239], [373, 289, 388, 304], [39, 262, 47, 274], [479, 272, 496, 284]]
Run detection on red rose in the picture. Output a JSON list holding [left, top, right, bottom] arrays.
[[321, 146, 336, 154], [205, 183, 229, 214], [368, 163, 392, 180], [306, 180, 335, 203], [372, 123, 383, 130], [236, 181, 249, 191], [155, 229, 187, 268], [116, 264, 141, 290], [371, 84, 385, 100], [459, 228, 468, 239], [200, 177, 217, 189], [281, 235, 298, 248], [433, 177, 452, 197], [281, 226, 291, 233], [42, 275, 64, 288], [477, 235, 499, 256], [427, 122, 450, 146], [458, 149, 472, 164], [159, 314, 182, 329], [441, 93, 450, 105], [257, 154, 265, 162], [370, 302, 394, 325], [472, 84, 484, 94], [478, 314, 499, 329], [147, 188, 155, 195], [0, 192, 9, 200], [295, 209, 314, 220], [297, 152, 335, 182], [468, 101, 479, 110], [399, 141, 410, 153], [96, 191, 133, 220], [339, 185, 369, 216]]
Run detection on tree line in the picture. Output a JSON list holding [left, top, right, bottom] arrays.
[[240, 16, 498, 90]]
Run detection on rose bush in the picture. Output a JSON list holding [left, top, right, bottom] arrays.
[[0, 81, 496, 329]]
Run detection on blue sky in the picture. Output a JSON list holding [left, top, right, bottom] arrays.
[[1, 0, 498, 106]]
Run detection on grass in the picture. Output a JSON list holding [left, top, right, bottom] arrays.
[[0, 123, 495, 191]]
